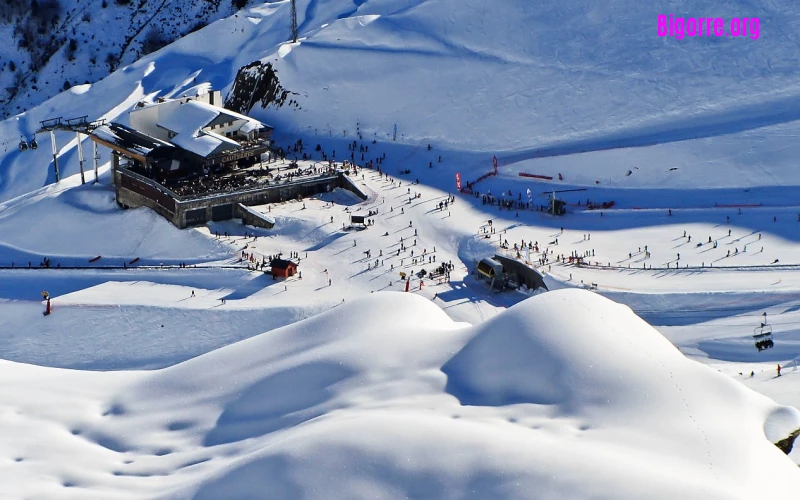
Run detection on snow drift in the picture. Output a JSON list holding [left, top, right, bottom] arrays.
[[1, 289, 798, 499]]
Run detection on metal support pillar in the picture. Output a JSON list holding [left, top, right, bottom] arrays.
[[291, 0, 298, 42], [93, 140, 99, 183], [76, 131, 85, 185], [50, 130, 60, 182]]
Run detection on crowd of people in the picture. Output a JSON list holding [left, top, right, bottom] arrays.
[[132, 144, 349, 199], [166, 161, 340, 198], [170, 171, 268, 197]]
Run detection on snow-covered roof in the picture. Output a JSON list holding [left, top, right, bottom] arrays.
[[92, 123, 173, 158], [203, 129, 241, 148], [153, 99, 263, 158], [159, 99, 266, 136], [188, 99, 269, 131], [478, 257, 504, 276], [170, 132, 226, 158], [158, 100, 220, 138], [92, 125, 124, 147], [238, 119, 260, 134]]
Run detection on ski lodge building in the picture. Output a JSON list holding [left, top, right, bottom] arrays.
[[475, 255, 547, 292], [91, 90, 273, 181], [86, 90, 367, 229]]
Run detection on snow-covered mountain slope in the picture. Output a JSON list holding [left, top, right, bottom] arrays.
[[266, 0, 800, 151], [1, 2, 800, 496], [0, 0, 245, 119], [1, 0, 795, 277], [0, 168, 230, 267], [3, 0, 800, 201], [1, 289, 798, 499]]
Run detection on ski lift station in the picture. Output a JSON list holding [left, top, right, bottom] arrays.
[[475, 255, 547, 292], [22, 89, 368, 229], [548, 194, 567, 216]]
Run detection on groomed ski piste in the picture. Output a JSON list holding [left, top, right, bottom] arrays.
[[2, 0, 800, 498]]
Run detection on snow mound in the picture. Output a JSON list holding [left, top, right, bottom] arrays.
[[91, 292, 800, 498], [438, 289, 800, 497], [1, 291, 800, 498], [443, 288, 683, 409]]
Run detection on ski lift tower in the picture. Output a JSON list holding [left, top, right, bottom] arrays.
[[36, 116, 106, 184], [36, 117, 63, 182], [547, 191, 567, 216], [290, 0, 298, 43], [540, 187, 586, 216]]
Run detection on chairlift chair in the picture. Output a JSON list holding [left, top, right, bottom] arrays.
[[18, 135, 28, 151], [29, 137, 38, 150], [753, 323, 774, 351]]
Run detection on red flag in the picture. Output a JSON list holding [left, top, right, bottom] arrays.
[[456, 172, 462, 190]]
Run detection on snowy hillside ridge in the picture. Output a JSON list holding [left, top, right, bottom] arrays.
[[4, 0, 800, 200], [0, 170, 231, 267], [255, 0, 800, 152], [3, 290, 799, 499], [0, 0, 799, 496], [0, 0, 245, 118], [442, 290, 800, 437]]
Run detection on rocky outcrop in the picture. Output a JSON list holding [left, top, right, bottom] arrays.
[[774, 428, 800, 455], [224, 60, 299, 115]]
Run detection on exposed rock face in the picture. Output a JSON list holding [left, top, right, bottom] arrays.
[[775, 429, 800, 455], [224, 61, 298, 115]]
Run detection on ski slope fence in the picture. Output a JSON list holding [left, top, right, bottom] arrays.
[[518, 172, 553, 180], [459, 170, 497, 193]]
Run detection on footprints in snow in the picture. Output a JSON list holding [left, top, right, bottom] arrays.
[[102, 403, 127, 417], [166, 420, 195, 431]]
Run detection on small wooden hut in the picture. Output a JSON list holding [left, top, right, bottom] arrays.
[[270, 258, 298, 279]]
